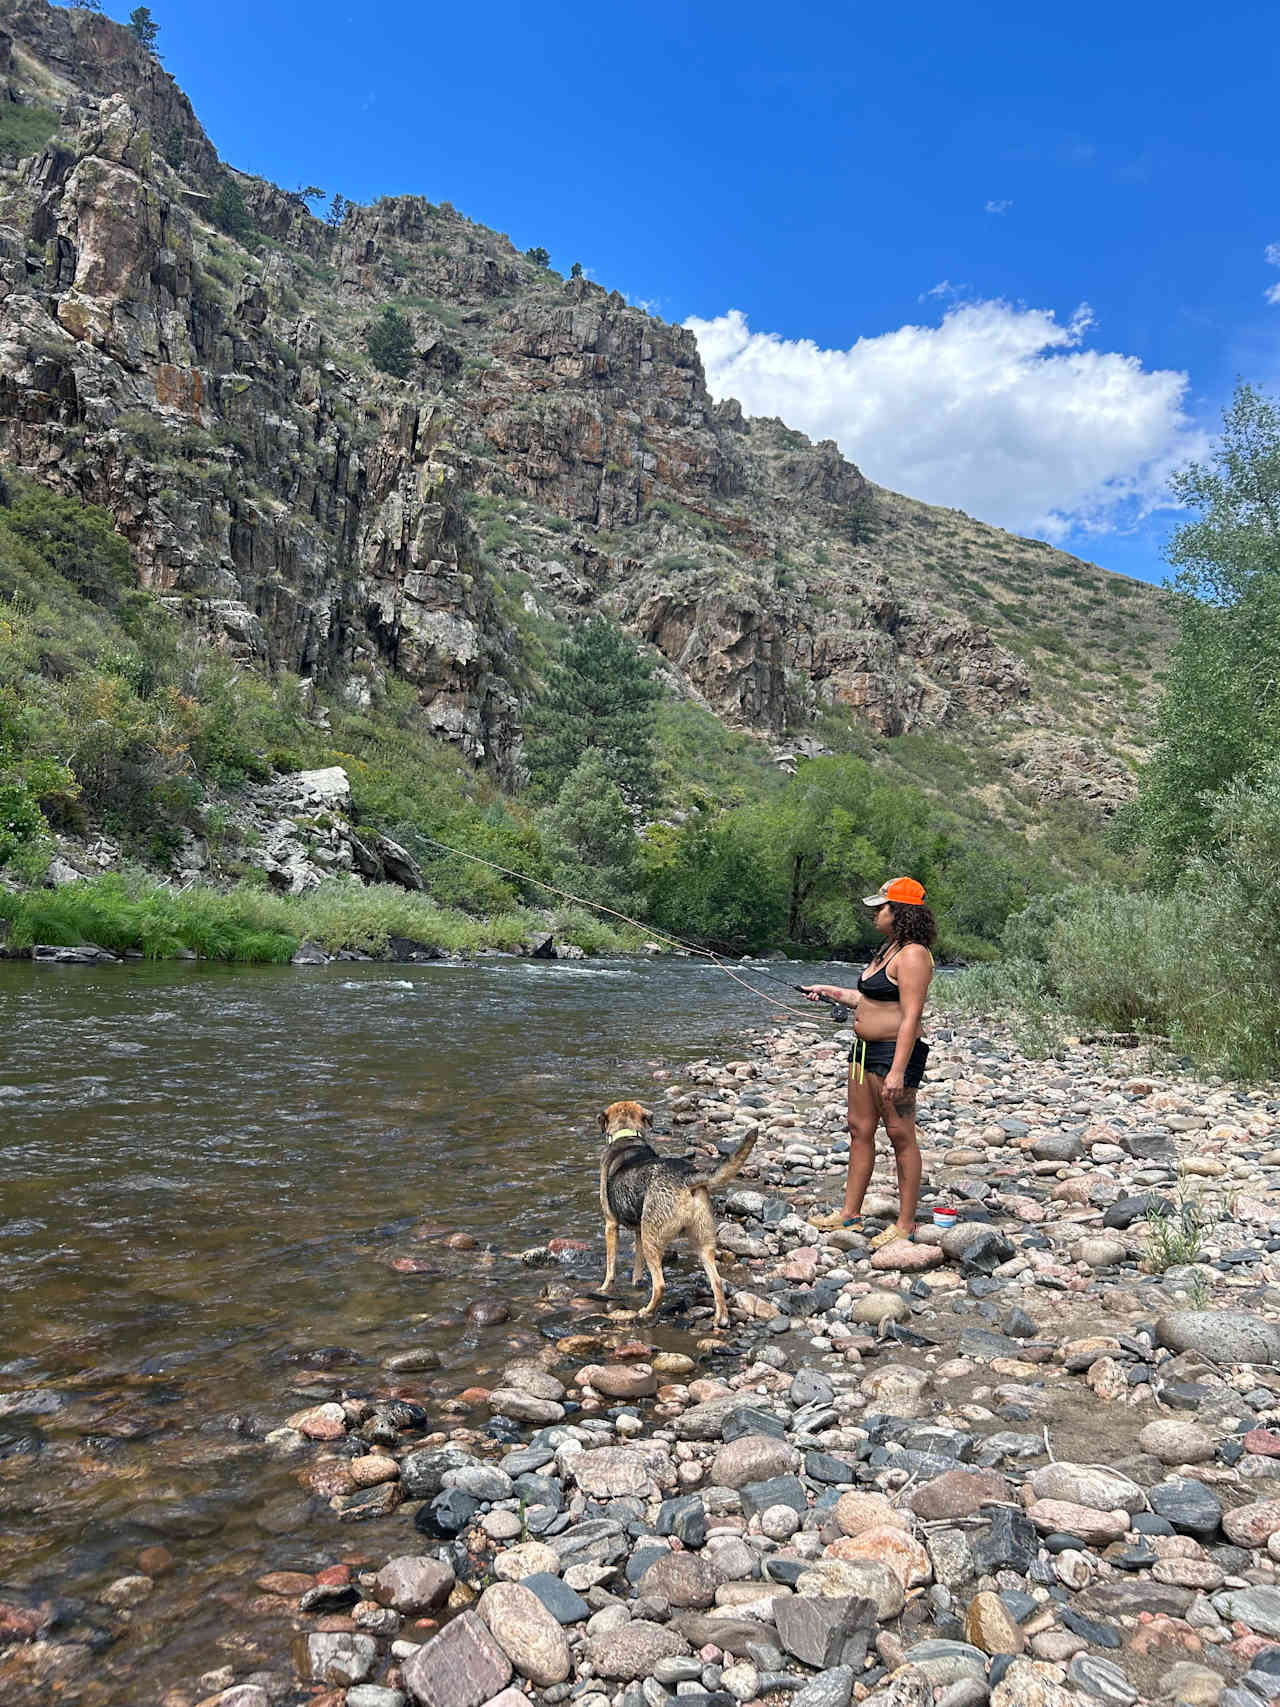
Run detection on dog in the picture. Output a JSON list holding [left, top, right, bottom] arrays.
[[597, 1099, 756, 1330]]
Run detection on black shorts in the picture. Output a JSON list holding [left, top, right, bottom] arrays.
[[849, 1036, 929, 1088]]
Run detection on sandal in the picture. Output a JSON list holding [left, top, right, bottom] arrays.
[[810, 1210, 871, 1233], [869, 1225, 915, 1249]]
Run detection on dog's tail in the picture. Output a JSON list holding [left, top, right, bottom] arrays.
[[692, 1132, 756, 1193]]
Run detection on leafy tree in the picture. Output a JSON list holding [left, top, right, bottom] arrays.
[[127, 6, 159, 51], [523, 617, 661, 807], [364, 305, 414, 378], [326, 192, 349, 228], [538, 750, 643, 909], [569, 261, 583, 279], [1139, 383, 1280, 883], [525, 245, 551, 268], [209, 174, 255, 242]]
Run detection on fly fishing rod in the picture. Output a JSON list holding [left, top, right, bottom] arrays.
[[413, 831, 847, 1021]]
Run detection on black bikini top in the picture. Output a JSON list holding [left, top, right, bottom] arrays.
[[857, 948, 901, 1002]]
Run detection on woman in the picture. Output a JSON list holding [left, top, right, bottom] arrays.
[[804, 876, 937, 1243]]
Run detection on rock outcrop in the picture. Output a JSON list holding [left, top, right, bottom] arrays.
[[0, 0, 1171, 803]]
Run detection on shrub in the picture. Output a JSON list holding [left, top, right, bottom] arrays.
[[0, 103, 59, 158]]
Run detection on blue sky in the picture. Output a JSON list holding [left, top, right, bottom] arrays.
[[104, 0, 1278, 582]]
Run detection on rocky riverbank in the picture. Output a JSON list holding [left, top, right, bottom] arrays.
[[6, 1015, 1280, 1707]]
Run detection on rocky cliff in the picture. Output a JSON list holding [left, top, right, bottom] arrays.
[[0, 0, 1170, 804]]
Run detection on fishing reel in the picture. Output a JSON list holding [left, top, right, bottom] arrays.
[[794, 985, 849, 1024]]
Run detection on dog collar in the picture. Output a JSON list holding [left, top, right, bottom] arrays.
[[609, 1128, 640, 1139]]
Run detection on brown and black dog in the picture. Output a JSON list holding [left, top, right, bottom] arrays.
[[597, 1099, 756, 1330]]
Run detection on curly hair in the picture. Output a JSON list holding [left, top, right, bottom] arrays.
[[887, 900, 938, 949]]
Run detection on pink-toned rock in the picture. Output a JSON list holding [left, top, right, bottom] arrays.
[[302, 1460, 357, 1498], [288, 1402, 347, 1440], [834, 1491, 910, 1537], [0, 1600, 44, 1641], [350, 1453, 399, 1488], [870, 1239, 944, 1271], [1027, 1500, 1127, 1544], [826, 1523, 931, 1588], [1243, 1430, 1280, 1459], [373, 1555, 455, 1615], [1152, 1558, 1225, 1591], [1005, 1196, 1047, 1223], [908, 1468, 1013, 1521], [1223, 1498, 1280, 1547], [687, 1378, 732, 1402], [578, 1363, 658, 1399], [257, 1571, 315, 1596]]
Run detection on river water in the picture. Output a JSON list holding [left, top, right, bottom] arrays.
[[0, 955, 847, 1705]]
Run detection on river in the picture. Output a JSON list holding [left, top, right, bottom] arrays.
[[0, 955, 849, 1705]]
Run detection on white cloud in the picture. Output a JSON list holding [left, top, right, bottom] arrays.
[[1265, 243, 1280, 305], [685, 300, 1204, 538], [985, 199, 1013, 214]]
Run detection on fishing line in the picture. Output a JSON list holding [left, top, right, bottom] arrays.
[[415, 832, 828, 1018]]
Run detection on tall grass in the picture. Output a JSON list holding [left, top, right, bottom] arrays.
[[0, 873, 637, 963]]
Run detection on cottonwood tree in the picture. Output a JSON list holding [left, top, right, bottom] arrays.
[[1140, 382, 1280, 883]]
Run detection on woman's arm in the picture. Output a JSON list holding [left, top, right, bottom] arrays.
[[803, 983, 861, 1007], [882, 947, 933, 1100]]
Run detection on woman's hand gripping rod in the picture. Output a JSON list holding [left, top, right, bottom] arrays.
[[794, 985, 850, 1024]]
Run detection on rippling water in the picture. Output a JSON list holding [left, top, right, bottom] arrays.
[[0, 955, 845, 1704]]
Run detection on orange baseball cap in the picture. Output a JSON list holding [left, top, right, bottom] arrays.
[[862, 876, 925, 907]]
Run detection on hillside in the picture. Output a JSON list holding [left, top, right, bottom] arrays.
[[0, 1, 1172, 929]]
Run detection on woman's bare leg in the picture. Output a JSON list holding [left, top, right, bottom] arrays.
[[841, 1065, 880, 1218], [876, 1080, 921, 1235]]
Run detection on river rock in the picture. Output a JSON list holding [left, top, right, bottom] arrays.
[[485, 1389, 565, 1424], [1137, 1420, 1217, 1465], [826, 1524, 931, 1589], [1212, 1586, 1280, 1637], [401, 1609, 513, 1707], [847, 1291, 910, 1326], [965, 1590, 1024, 1655], [580, 1363, 658, 1399], [571, 1446, 663, 1498], [371, 1556, 454, 1614], [833, 1490, 909, 1537], [588, 1618, 692, 1679], [477, 1582, 572, 1686], [710, 1433, 797, 1487], [795, 1558, 905, 1618], [990, 1658, 1076, 1707], [909, 1467, 1013, 1520], [1028, 1463, 1146, 1515], [772, 1592, 877, 1668], [1155, 1311, 1280, 1366], [1222, 1498, 1280, 1547], [1149, 1478, 1222, 1540], [1027, 1500, 1128, 1544], [638, 1551, 721, 1608], [306, 1632, 378, 1686], [493, 1542, 560, 1581]]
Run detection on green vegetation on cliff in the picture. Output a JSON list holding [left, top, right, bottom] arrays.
[[0, 477, 1125, 962]]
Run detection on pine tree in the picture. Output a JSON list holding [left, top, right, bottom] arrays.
[[523, 616, 660, 808], [364, 305, 414, 378], [326, 193, 349, 228], [128, 6, 159, 51], [569, 261, 583, 279]]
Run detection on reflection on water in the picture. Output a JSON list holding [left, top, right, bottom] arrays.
[[0, 955, 843, 1703]]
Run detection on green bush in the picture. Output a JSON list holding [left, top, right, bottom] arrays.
[[209, 174, 255, 242], [365, 306, 414, 378], [0, 104, 59, 158]]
